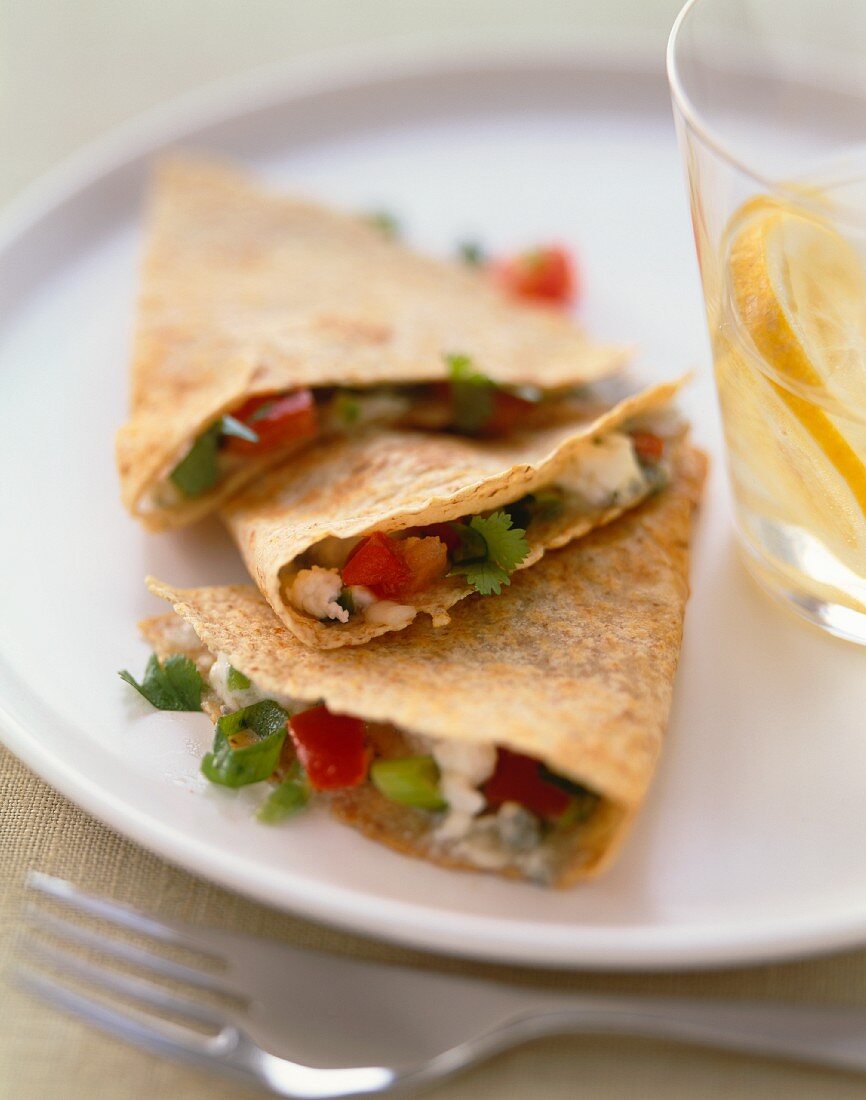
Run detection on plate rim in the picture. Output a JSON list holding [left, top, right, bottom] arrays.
[[4, 37, 866, 970]]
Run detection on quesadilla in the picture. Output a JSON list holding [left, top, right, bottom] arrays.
[[116, 156, 629, 530], [134, 445, 705, 886], [221, 378, 685, 647]]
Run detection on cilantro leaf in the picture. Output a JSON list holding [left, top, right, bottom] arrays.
[[169, 422, 221, 498], [449, 522, 488, 565], [201, 700, 289, 788], [219, 414, 259, 444], [119, 654, 204, 712], [226, 665, 251, 692], [468, 512, 530, 572], [446, 353, 495, 432], [365, 210, 401, 239], [257, 762, 310, 823], [450, 558, 512, 596], [169, 411, 263, 498], [449, 511, 529, 595]]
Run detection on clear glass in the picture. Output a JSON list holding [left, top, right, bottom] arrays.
[[668, 0, 866, 642]]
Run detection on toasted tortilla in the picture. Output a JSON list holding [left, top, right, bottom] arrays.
[[116, 156, 628, 529], [144, 445, 706, 885], [222, 377, 684, 648]]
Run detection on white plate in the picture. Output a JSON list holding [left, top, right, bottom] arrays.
[[3, 43, 866, 971]]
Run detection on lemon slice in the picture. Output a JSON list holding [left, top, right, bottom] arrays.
[[722, 197, 866, 572]]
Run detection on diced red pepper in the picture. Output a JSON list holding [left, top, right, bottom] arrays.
[[483, 748, 572, 818], [494, 245, 577, 307], [631, 430, 665, 464], [342, 532, 412, 599], [289, 705, 370, 791], [225, 390, 318, 455]]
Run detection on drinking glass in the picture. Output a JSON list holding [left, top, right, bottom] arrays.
[[667, 0, 866, 642]]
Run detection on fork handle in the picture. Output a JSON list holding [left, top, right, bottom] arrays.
[[508, 997, 866, 1073]]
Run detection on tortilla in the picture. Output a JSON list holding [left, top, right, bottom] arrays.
[[144, 445, 706, 885], [116, 156, 628, 529], [222, 377, 684, 648]]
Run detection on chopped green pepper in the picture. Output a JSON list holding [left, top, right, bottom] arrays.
[[257, 762, 310, 823], [201, 700, 289, 788], [226, 665, 251, 692], [370, 756, 447, 811]]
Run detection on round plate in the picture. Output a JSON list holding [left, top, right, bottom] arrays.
[[3, 43, 866, 970]]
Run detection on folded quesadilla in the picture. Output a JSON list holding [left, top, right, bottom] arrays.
[[135, 445, 705, 885], [116, 157, 629, 530], [221, 377, 685, 647]]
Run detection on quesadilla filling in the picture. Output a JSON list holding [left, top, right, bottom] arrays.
[[123, 646, 603, 882], [147, 354, 615, 511], [281, 424, 670, 625]]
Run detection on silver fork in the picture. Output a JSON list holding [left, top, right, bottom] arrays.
[[14, 873, 866, 1095]]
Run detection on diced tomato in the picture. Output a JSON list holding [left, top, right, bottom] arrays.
[[482, 748, 572, 818], [342, 532, 411, 599], [289, 705, 370, 790], [494, 246, 577, 307], [224, 390, 318, 455], [342, 531, 448, 599], [484, 390, 536, 435], [399, 537, 449, 594], [414, 522, 462, 553], [631, 430, 664, 464]]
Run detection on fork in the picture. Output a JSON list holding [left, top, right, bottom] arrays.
[[14, 873, 866, 1096]]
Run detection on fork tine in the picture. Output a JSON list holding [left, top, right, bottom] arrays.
[[25, 905, 240, 997], [20, 935, 235, 1030], [26, 872, 219, 957], [14, 966, 253, 1082]]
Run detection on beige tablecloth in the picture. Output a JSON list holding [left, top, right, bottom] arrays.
[[1, 743, 865, 1099], [2, 2, 864, 1096]]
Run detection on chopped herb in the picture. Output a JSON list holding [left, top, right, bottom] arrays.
[[446, 352, 495, 432], [505, 490, 564, 529], [169, 408, 271, 497], [503, 494, 535, 531], [365, 210, 401, 239], [532, 489, 564, 521], [451, 559, 512, 596], [226, 665, 251, 692], [201, 699, 289, 788], [449, 511, 529, 595], [449, 522, 489, 565], [219, 414, 259, 444], [334, 392, 362, 426], [169, 422, 222, 497], [370, 756, 447, 811], [336, 587, 355, 615], [119, 654, 204, 712], [257, 762, 310, 823], [457, 240, 486, 267]]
